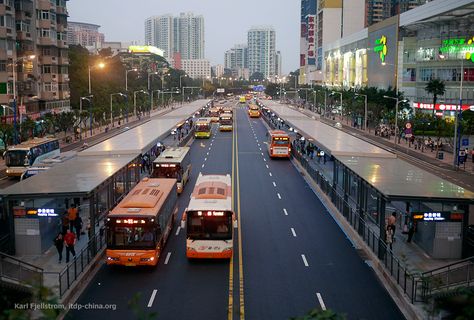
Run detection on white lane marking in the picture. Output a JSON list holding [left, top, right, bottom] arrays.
[[202, 164, 205, 168], [209, 147, 211, 151], [301, 254, 309, 267], [205, 157, 207, 161], [272, 182, 276, 187], [256, 140, 259, 143], [259, 148, 262, 151], [291, 228, 297, 237], [261, 152, 264, 156], [266, 164, 269, 169], [164, 252, 172, 265], [269, 172, 272, 176], [263, 158, 266, 162], [283, 208, 288, 216], [277, 193, 281, 199], [207, 152, 209, 156], [147, 289, 158, 307], [258, 144, 260, 147], [175, 226, 181, 236], [316, 293, 326, 310]]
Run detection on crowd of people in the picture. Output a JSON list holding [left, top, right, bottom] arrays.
[[54, 204, 87, 264]]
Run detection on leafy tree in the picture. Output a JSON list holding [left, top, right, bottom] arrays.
[[265, 83, 280, 98], [0, 123, 13, 151], [425, 79, 446, 116], [55, 111, 76, 138], [291, 308, 345, 320], [250, 72, 264, 82], [19, 117, 36, 141]]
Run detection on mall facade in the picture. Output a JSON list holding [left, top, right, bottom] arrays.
[[323, 0, 474, 115]]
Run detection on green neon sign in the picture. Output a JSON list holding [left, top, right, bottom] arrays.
[[374, 35, 387, 63], [439, 36, 474, 62]]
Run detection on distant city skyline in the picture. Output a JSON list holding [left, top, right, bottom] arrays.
[[67, 0, 300, 74]]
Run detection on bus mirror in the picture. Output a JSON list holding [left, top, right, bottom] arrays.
[[233, 220, 238, 229]]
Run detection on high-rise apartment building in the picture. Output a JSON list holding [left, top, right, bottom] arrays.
[[144, 15, 174, 59], [247, 26, 276, 79], [144, 12, 204, 62], [275, 51, 282, 77], [181, 59, 210, 79], [67, 21, 104, 49], [0, 0, 70, 119], [224, 44, 248, 70], [365, 0, 427, 27]]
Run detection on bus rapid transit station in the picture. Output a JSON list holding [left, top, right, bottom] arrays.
[[260, 100, 474, 261], [0, 100, 211, 256]]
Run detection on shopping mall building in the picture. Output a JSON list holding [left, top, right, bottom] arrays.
[[323, 0, 474, 116]]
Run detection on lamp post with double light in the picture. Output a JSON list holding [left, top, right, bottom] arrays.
[[125, 68, 137, 92], [148, 71, 158, 115], [383, 95, 407, 144], [80, 95, 93, 137], [88, 62, 105, 95]]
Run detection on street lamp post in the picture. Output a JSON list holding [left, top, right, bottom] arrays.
[[110, 93, 125, 126], [125, 68, 137, 92], [383, 95, 408, 144], [453, 59, 464, 169], [88, 62, 105, 94], [180, 74, 188, 90], [331, 91, 343, 119], [355, 93, 368, 131], [133, 90, 149, 117], [11, 54, 35, 145], [80, 96, 93, 137], [148, 72, 158, 115]]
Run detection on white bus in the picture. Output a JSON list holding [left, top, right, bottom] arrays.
[[152, 147, 191, 194], [181, 174, 237, 259], [4, 137, 60, 177]]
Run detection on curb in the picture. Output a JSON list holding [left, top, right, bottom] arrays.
[[291, 158, 426, 320]]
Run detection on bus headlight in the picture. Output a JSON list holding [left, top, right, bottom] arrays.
[[140, 257, 155, 262], [107, 257, 119, 261]]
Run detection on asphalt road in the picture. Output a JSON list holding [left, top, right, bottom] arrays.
[[67, 101, 405, 320]]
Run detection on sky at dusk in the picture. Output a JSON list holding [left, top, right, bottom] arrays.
[[67, 0, 300, 74]]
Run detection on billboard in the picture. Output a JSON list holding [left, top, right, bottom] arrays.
[[300, 0, 317, 67], [128, 45, 164, 57]]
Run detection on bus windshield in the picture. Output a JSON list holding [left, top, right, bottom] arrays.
[[187, 211, 232, 240], [5, 150, 28, 167], [107, 225, 156, 250], [272, 138, 289, 145], [196, 124, 210, 132], [155, 164, 182, 180], [220, 118, 232, 125]]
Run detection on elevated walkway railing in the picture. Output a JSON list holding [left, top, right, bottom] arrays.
[[0, 251, 43, 290], [414, 257, 474, 300]]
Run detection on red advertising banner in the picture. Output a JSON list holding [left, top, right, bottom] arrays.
[[412, 102, 474, 111]]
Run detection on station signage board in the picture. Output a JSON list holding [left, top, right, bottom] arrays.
[[439, 36, 474, 62], [412, 211, 463, 222]]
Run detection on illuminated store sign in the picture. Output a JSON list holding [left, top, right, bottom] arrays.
[[307, 15, 316, 65], [413, 102, 474, 111], [439, 37, 474, 62], [374, 35, 387, 63], [128, 46, 164, 57]]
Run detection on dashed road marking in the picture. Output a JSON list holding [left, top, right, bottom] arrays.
[[291, 228, 297, 237], [283, 208, 288, 216], [266, 164, 269, 169], [317, 293, 326, 310], [202, 164, 205, 168], [301, 254, 309, 267], [272, 182, 276, 187], [269, 172, 272, 176], [147, 290, 158, 307], [175, 226, 181, 236], [164, 252, 171, 265], [277, 193, 281, 199]]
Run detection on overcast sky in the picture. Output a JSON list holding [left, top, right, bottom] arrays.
[[67, 0, 300, 74]]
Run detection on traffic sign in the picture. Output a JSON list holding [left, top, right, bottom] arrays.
[[217, 88, 225, 93], [462, 138, 469, 146]]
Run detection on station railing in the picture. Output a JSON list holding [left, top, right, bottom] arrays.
[[0, 251, 43, 290]]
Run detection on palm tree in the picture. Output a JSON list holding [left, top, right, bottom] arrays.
[[425, 79, 446, 116]]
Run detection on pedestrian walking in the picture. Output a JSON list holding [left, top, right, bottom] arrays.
[[53, 232, 64, 263], [62, 212, 69, 235], [388, 211, 397, 234], [86, 218, 92, 240], [68, 204, 78, 231], [64, 229, 76, 263], [386, 226, 394, 250], [74, 215, 83, 241], [407, 218, 415, 243]]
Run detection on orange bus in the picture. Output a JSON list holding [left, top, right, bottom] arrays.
[[248, 104, 260, 118], [106, 178, 178, 266], [267, 130, 291, 158], [208, 107, 220, 122], [181, 174, 237, 259]]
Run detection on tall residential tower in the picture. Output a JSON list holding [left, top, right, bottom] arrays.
[[247, 26, 276, 79]]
